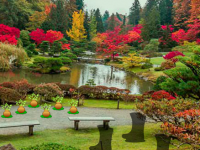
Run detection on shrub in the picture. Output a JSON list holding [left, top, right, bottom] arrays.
[[20, 143, 79, 150], [0, 87, 22, 104], [161, 60, 175, 70], [14, 79, 33, 96], [20, 30, 31, 47], [60, 66, 70, 72], [163, 51, 185, 63], [153, 76, 167, 91], [151, 90, 176, 100], [144, 39, 159, 52], [61, 52, 77, 60], [87, 42, 97, 52], [0, 43, 27, 71], [154, 67, 163, 71], [141, 60, 153, 69], [34, 83, 63, 100], [104, 58, 111, 64], [60, 57, 72, 65], [72, 48, 85, 56]]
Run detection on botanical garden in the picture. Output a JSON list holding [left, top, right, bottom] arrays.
[[0, 0, 200, 149]]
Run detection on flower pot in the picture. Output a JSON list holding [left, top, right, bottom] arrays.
[[3, 110, 11, 117], [55, 102, 62, 110], [31, 100, 38, 107], [43, 110, 50, 117], [18, 106, 25, 113], [70, 106, 77, 113]]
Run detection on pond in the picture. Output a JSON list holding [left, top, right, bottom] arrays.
[[0, 63, 153, 94]]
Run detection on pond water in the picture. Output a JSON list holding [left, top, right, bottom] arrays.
[[0, 63, 153, 94]]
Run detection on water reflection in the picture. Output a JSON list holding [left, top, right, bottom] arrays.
[[0, 63, 153, 94]]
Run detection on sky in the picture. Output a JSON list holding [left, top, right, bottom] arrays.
[[84, 0, 147, 15]]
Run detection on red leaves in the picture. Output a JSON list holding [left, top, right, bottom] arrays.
[[152, 90, 176, 100], [96, 25, 143, 56], [30, 29, 64, 45], [0, 24, 20, 45], [176, 109, 200, 118], [163, 51, 185, 63], [61, 43, 71, 50]]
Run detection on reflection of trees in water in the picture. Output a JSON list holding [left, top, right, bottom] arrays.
[[0, 64, 153, 94]]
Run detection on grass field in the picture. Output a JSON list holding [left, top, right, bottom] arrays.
[[0, 123, 191, 150], [25, 98, 137, 110]]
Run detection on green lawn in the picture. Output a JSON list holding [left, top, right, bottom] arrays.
[[0, 123, 191, 150], [25, 98, 136, 110]]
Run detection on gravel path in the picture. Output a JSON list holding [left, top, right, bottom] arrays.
[[0, 106, 153, 135]]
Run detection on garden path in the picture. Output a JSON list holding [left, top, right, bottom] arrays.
[[0, 106, 153, 135]]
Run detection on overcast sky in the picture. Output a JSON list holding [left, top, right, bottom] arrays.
[[84, 0, 147, 15]]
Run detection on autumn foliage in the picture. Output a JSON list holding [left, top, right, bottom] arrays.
[[30, 29, 64, 45], [93, 25, 143, 58], [163, 51, 185, 63], [0, 24, 20, 45]]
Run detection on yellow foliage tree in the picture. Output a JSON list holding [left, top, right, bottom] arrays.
[[66, 10, 87, 41], [122, 53, 146, 68], [26, 11, 47, 31]]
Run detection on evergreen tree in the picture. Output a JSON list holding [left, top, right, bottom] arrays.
[[95, 8, 104, 33], [129, 0, 141, 25], [159, 0, 173, 25], [89, 10, 97, 40], [84, 10, 90, 40], [141, 7, 161, 41], [142, 0, 158, 18], [102, 10, 110, 31], [108, 13, 115, 31], [123, 15, 126, 26], [76, 0, 84, 10], [41, 0, 68, 35], [116, 13, 122, 21]]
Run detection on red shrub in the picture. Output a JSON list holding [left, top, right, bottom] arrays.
[[152, 90, 176, 100], [163, 51, 185, 63], [0, 87, 22, 104]]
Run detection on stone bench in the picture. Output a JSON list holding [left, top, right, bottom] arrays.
[[68, 117, 115, 130], [0, 120, 40, 135]]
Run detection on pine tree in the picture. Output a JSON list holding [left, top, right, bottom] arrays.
[[116, 13, 122, 21], [41, 0, 68, 34], [84, 10, 90, 40], [66, 10, 87, 41], [141, 7, 161, 41], [95, 8, 104, 33], [89, 10, 97, 40], [159, 0, 173, 25], [102, 10, 110, 31], [129, 0, 141, 25], [142, 0, 158, 18], [108, 13, 115, 31], [76, 0, 84, 10], [123, 16, 126, 26]]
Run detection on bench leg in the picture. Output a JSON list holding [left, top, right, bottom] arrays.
[[103, 121, 110, 130], [74, 121, 79, 130], [29, 125, 34, 135]]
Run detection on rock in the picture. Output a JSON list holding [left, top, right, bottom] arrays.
[[0, 144, 16, 150]]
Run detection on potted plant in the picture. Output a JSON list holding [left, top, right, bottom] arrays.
[[16, 99, 26, 113], [41, 103, 51, 118], [69, 99, 78, 113], [28, 93, 39, 107], [52, 96, 63, 110], [2, 103, 12, 117]]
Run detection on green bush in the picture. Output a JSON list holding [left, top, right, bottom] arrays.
[[20, 143, 79, 150], [73, 48, 85, 56], [141, 60, 153, 69], [26, 50, 33, 57], [60, 57, 72, 65], [144, 39, 159, 52], [153, 76, 167, 91], [61, 52, 77, 60], [154, 67, 163, 71], [87, 42, 97, 52], [20, 30, 31, 47], [104, 58, 111, 64]]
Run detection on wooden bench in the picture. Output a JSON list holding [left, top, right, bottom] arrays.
[[68, 117, 115, 130], [0, 120, 40, 135]]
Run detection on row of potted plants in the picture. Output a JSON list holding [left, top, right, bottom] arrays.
[[1, 94, 79, 118]]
